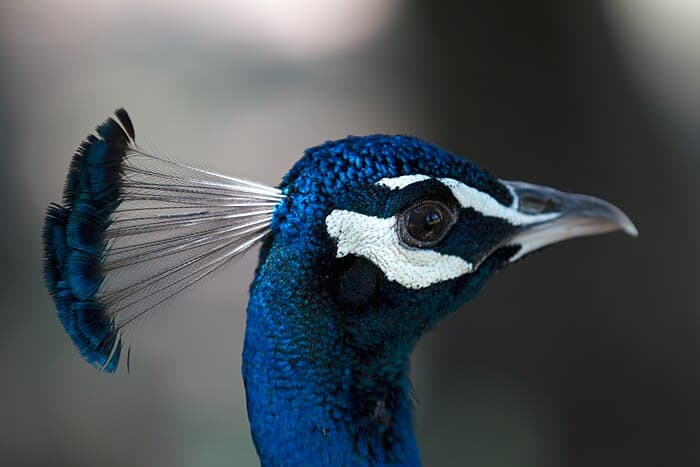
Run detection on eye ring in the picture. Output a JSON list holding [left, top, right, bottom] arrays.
[[397, 200, 457, 248]]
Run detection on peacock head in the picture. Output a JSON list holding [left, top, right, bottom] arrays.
[[42, 109, 636, 374], [43, 110, 638, 464], [266, 134, 637, 353]]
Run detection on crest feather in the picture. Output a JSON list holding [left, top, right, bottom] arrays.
[[42, 109, 282, 371]]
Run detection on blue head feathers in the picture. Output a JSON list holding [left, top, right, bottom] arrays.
[[43, 110, 637, 465]]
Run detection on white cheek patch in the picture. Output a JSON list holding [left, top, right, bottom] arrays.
[[325, 210, 473, 289]]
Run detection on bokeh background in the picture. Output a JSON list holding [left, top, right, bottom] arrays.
[[2, 1, 699, 466]]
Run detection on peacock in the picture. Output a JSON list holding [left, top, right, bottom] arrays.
[[42, 109, 637, 466]]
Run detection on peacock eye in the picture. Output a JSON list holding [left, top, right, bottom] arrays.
[[398, 200, 456, 248]]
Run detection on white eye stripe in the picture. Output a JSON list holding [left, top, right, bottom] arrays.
[[325, 210, 473, 289], [437, 178, 558, 225], [503, 182, 519, 210], [375, 174, 431, 190], [375, 175, 558, 226]]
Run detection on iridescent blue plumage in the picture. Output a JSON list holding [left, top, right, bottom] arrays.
[[44, 110, 636, 466]]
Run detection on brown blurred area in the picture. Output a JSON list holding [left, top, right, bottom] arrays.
[[1, 1, 698, 466]]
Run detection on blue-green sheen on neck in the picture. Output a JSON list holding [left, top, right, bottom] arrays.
[[243, 238, 505, 465], [243, 239, 421, 466]]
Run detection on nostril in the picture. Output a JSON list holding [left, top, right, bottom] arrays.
[[518, 195, 560, 215]]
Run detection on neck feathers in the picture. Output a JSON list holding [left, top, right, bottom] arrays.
[[242, 242, 421, 466]]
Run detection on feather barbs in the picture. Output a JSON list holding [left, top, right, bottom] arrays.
[[42, 109, 282, 371]]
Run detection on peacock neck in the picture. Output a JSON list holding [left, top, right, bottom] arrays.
[[242, 243, 421, 466]]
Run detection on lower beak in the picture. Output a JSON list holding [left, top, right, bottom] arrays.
[[501, 180, 638, 262]]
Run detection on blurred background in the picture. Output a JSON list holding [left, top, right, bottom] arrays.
[[1, 1, 699, 466]]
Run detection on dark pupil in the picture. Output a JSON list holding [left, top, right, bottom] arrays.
[[406, 204, 445, 242]]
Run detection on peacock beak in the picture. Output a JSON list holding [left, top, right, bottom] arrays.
[[500, 180, 638, 262]]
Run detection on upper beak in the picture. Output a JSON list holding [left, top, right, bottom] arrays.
[[501, 180, 638, 262]]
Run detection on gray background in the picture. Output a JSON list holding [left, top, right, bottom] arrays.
[[1, 1, 699, 466]]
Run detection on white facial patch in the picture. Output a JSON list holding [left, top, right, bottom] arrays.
[[325, 175, 562, 289], [325, 210, 473, 289]]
